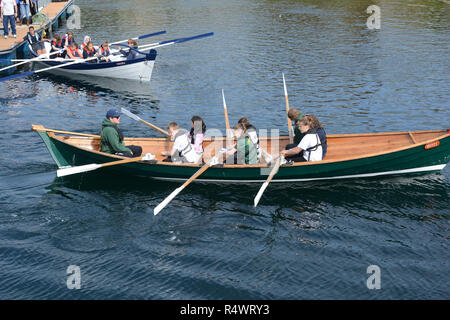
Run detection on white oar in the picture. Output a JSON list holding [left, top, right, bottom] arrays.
[[109, 30, 166, 46], [135, 32, 214, 52], [0, 55, 100, 82], [282, 73, 294, 143], [154, 152, 222, 216], [221, 89, 232, 139], [0, 48, 64, 73], [57, 154, 154, 177], [120, 107, 169, 137], [1, 58, 77, 62], [253, 156, 283, 207]]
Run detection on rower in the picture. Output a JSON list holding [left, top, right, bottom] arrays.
[[66, 42, 83, 59], [280, 115, 325, 162], [61, 31, 75, 48], [225, 123, 258, 165], [50, 34, 63, 58], [238, 117, 260, 159], [161, 122, 198, 163], [97, 40, 111, 63], [187, 116, 206, 163], [100, 109, 142, 158], [120, 39, 140, 60], [25, 26, 46, 56], [82, 41, 97, 62], [80, 35, 91, 51]]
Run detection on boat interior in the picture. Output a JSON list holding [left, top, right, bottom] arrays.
[[37, 125, 449, 166]]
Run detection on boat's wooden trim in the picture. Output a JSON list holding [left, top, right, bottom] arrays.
[[408, 132, 418, 144], [34, 124, 450, 169]]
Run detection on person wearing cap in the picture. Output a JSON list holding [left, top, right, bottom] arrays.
[[100, 109, 142, 157]]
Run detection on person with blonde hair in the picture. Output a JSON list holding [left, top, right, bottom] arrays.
[[281, 115, 326, 162]]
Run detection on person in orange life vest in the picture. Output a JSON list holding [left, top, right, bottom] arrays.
[[97, 40, 111, 62], [82, 41, 97, 62], [61, 31, 75, 48], [80, 35, 91, 50], [66, 42, 82, 59], [50, 34, 63, 58]]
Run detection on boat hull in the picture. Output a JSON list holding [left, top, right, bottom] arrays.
[[31, 43, 157, 81], [34, 128, 450, 183]]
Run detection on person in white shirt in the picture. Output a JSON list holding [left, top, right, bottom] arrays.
[[161, 122, 199, 163], [1, 0, 18, 39], [280, 115, 324, 162]]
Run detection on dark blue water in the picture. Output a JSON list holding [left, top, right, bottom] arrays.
[[0, 0, 449, 299]]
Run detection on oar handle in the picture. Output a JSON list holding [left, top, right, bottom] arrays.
[[101, 157, 143, 168]]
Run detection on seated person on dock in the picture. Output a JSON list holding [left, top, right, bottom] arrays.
[[66, 42, 83, 59], [225, 123, 258, 165], [100, 109, 142, 158], [120, 39, 140, 60], [280, 115, 326, 162], [50, 34, 63, 58], [161, 122, 199, 163], [61, 31, 75, 48], [25, 26, 46, 55], [82, 41, 97, 62], [97, 40, 111, 62], [187, 116, 206, 163]]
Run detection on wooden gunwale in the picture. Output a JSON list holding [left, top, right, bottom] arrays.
[[33, 125, 450, 169]]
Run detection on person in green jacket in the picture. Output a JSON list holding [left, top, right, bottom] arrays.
[[100, 109, 142, 157], [225, 123, 258, 165]]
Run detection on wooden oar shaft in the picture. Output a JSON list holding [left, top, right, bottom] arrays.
[[282, 73, 294, 143], [32, 125, 99, 137], [101, 157, 142, 168], [254, 156, 283, 207], [182, 163, 210, 188], [140, 119, 169, 136]]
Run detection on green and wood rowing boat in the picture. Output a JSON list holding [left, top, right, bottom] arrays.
[[32, 124, 450, 183]]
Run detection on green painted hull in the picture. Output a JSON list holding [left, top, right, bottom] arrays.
[[36, 130, 450, 183]]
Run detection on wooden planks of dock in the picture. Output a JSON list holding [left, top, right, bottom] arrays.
[[0, 1, 70, 52]]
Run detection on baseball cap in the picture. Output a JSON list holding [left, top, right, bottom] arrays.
[[106, 109, 121, 118]]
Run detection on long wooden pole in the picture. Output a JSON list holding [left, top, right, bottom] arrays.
[[282, 73, 294, 143]]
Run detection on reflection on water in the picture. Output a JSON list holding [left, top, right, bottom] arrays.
[[0, 0, 449, 300]]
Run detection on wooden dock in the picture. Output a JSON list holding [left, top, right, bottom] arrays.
[[0, 1, 71, 53]]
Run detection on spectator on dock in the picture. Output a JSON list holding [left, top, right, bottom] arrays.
[[30, 0, 38, 15], [25, 26, 47, 55], [66, 42, 82, 59], [18, 0, 31, 26], [1, 0, 18, 39], [97, 40, 111, 62]]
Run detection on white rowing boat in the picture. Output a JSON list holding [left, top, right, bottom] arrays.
[[30, 42, 157, 81]]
